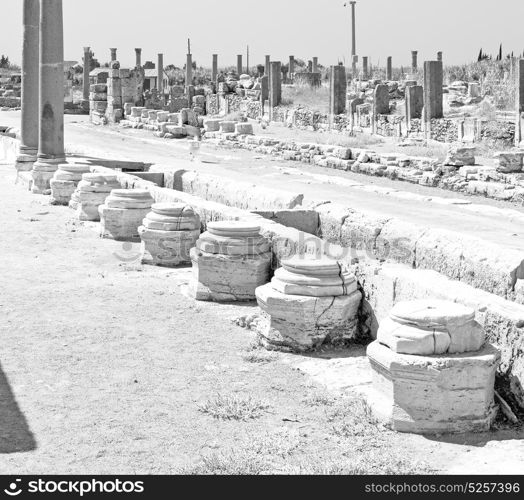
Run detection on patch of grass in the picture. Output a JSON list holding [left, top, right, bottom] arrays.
[[241, 340, 277, 364], [198, 393, 270, 421], [283, 451, 436, 475], [397, 143, 448, 161], [178, 429, 301, 475], [302, 390, 337, 407], [326, 397, 380, 438]]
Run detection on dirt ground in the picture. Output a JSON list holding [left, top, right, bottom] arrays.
[[0, 161, 523, 475]]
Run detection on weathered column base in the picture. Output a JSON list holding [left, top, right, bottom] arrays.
[[189, 248, 272, 302], [366, 341, 500, 435], [255, 284, 361, 352], [15, 147, 37, 171], [139, 228, 200, 267], [99, 206, 152, 242], [31, 160, 62, 194], [50, 180, 75, 205]]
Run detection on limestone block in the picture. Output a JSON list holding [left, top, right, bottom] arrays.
[[141, 109, 150, 119], [89, 92, 108, 101], [377, 300, 485, 355], [90, 101, 108, 113], [105, 189, 154, 210], [366, 341, 500, 434], [157, 111, 169, 123], [235, 123, 254, 135], [147, 110, 158, 122], [256, 284, 361, 352], [168, 113, 180, 123], [219, 121, 236, 133], [189, 248, 271, 302], [90, 84, 107, 93], [124, 103, 133, 116], [494, 151, 524, 173], [203, 119, 221, 132]]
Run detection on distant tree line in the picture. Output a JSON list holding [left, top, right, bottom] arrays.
[[478, 45, 524, 62]]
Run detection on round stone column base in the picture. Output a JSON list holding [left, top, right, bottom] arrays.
[[255, 283, 362, 352], [188, 247, 271, 302], [99, 206, 151, 241], [15, 153, 37, 171], [365, 341, 500, 435], [139, 227, 200, 267]]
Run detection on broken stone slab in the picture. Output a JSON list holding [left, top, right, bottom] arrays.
[[366, 340, 500, 434], [377, 300, 485, 355], [444, 145, 476, 167], [494, 151, 524, 173]]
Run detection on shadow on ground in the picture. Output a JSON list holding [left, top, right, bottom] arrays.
[[0, 363, 37, 454]]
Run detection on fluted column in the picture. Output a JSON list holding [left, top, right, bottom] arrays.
[[17, 0, 40, 171], [32, 0, 65, 194]]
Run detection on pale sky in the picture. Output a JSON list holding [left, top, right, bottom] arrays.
[[2, 0, 523, 68]]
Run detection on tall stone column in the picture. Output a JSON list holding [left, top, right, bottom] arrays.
[[265, 55, 270, 76], [312, 57, 318, 73], [362, 56, 368, 80], [289, 55, 295, 79], [237, 54, 243, 75], [186, 53, 193, 87], [411, 50, 418, 73], [32, 0, 65, 194], [423, 60, 443, 127], [437, 51, 442, 62], [135, 48, 142, 68], [516, 59, 524, 147], [386, 56, 392, 81], [329, 65, 347, 116], [157, 53, 164, 94], [212, 54, 218, 82], [269, 61, 282, 113], [82, 46, 90, 110], [350, 1, 356, 59], [110, 48, 117, 62], [17, 0, 40, 171]]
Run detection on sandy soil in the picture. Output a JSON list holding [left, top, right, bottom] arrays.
[[0, 161, 523, 474]]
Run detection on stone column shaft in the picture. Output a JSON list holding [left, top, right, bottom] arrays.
[[135, 48, 142, 68], [237, 54, 243, 75], [157, 53, 164, 94], [329, 65, 347, 116], [312, 57, 318, 73], [186, 54, 193, 87], [18, 0, 40, 169], [423, 60, 443, 124], [212, 54, 218, 82], [269, 61, 282, 111], [516, 59, 524, 146], [362, 56, 368, 80], [386, 56, 392, 81], [412, 50, 418, 73], [110, 48, 117, 61], [265, 55, 270, 76], [32, 0, 65, 193], [350, 1, 356, 57], [82, 47, 90, 103]]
